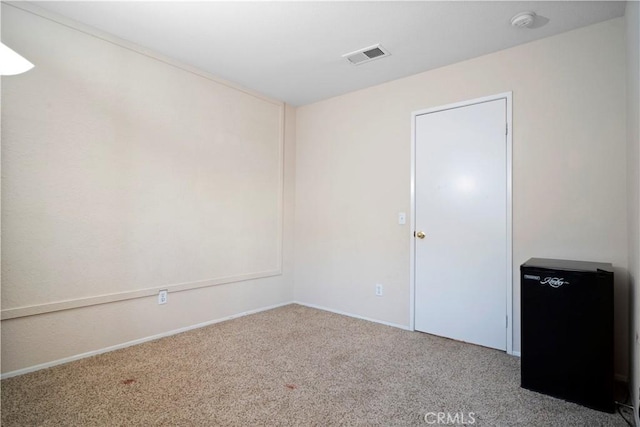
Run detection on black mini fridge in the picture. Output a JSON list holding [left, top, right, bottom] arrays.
[[520, 258, 614, 413]]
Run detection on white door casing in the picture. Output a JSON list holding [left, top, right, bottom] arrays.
[[410, 93, 513, 354]]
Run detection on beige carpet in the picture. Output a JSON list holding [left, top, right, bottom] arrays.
[[1, 304, 630, 426]]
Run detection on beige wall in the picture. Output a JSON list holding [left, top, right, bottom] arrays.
[[625, 1, 640, 422], [1, 4, 296, 374], [295, 18, 629, 377]]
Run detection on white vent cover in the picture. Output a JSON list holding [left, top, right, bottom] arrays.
[[342, 44, 390, 65]]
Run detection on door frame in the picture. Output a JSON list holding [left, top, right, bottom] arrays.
[[409, 92, 514, 355]]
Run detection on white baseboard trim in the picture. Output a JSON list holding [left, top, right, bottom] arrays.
[[294, 301, 411, 331], [1, 301, 292, 380], [6, 300, 629, 392]]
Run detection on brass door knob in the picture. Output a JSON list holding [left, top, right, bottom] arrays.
[[416, 231, 426, 239]]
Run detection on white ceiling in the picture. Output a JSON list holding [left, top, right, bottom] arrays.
[[31, 1, 626, 106]]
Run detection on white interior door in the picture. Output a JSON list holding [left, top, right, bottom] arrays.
[[414, 98, 508, 351]]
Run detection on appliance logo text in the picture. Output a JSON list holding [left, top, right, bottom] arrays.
[[540, 277, 569, 288]]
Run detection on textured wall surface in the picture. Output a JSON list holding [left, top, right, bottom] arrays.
[[1, 4, 295, 374], [2, 4, 283, 312], [295, 18, 629, 377]]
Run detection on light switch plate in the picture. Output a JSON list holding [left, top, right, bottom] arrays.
[[398, 212, 406, 225]]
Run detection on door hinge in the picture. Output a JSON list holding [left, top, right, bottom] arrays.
[[505, 123, 508, 135], [506, 315, 509, 328]]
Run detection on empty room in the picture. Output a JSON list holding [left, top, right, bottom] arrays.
[[1, 1, 639, 425]]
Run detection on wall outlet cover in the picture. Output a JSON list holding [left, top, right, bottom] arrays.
[[375, 284, 383, 296], [158, 290, 168, 305]]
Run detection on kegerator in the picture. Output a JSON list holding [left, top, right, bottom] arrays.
[[520, 258, 614, 413]]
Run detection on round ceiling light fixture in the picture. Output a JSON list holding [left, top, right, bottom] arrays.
[[510, 11, 537, 28]]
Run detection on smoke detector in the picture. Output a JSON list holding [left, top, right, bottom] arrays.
[[511, 11, 536, 28], [342, 44, 390, 65]]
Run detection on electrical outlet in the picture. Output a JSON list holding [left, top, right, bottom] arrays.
[[375, 284, 383, 296], [158, 290, 168, 305]]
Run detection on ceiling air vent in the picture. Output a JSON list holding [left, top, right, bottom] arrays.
[[342, 44, 390, 65]]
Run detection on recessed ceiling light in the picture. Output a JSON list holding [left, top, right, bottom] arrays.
[[511, 11, 536, 29]]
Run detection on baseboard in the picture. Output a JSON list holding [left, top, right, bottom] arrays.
[[294, 301, 411, 331], [6, 300, 628, 390], [1, 301, 292, 380]]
